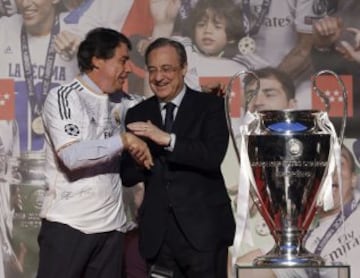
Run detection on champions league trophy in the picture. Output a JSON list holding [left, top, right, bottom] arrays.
[[226, 70, 348, 266]]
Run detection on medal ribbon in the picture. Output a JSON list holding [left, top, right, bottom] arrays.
[[20, 15, 60, 129], [242, 0, 272, 36]]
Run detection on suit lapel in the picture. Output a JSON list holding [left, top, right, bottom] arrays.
[[147, 96, 163, 128], [172, 89, 197, 134]]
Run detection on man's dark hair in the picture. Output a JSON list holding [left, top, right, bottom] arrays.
[[144, 37, 187, 68], [77, 27, 132, 73], [244, 67, 296, 100]]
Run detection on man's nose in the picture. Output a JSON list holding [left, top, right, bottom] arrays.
[[253, 95, 265, 110], [125, 60, 133, 73], [152, 70, 165, 81]]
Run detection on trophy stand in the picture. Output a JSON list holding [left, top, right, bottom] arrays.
[[235, 264, 350, 278], [253, 230, 324, 266]]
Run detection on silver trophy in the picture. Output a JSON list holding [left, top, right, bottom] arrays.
[[226, 70, 348, 266]]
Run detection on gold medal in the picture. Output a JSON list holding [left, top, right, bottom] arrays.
[[238, 36, 256, 55], [32, 116, 44, 135]]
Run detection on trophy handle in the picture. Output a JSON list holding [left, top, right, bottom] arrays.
[[312, 70, 348, 145], [224, 70, 260, 163], [225, 71, 279, 243]]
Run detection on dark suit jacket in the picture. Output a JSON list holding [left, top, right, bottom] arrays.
[[120, 87, 235, 259]]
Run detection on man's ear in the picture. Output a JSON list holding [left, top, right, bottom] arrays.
[[91, 56, 102, 70], [181, 63, 188, 77]]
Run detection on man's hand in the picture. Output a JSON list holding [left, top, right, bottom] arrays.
[[150, 0, 181, 26], [55, 30, 81, 61], [150, 0, 181, 38], [127, 121, 171, 147], [136, 38, 152, 56], [337, 27, 360, 63], [121, 132, 154, 169], [313, 16, 342, 49]]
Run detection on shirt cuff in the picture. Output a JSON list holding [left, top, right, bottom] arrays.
[[108, 134, 124, 154]]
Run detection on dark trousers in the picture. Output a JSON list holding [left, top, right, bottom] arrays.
[[36, 219, 124, 278], [123, 228, 147, 278], [149, 211, 228, 278]]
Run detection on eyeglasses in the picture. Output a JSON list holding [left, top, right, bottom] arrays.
[[147, 65, 180, 76]]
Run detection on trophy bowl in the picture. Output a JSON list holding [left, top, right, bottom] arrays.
[[247, 109, 331, 266], [226, 70, 348, 267]]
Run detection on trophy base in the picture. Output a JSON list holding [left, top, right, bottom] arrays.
[[253, 245, 325, 266]]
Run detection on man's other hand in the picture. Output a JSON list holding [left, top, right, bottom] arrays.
[[121, 132, 154, 169]]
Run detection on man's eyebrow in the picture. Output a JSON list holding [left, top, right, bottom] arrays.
[[148, 64, 173, 68], [119, 55, 129, 61], [262, 87, 278, 93]]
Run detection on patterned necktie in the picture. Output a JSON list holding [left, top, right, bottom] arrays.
[[164, 102, 176, 132]]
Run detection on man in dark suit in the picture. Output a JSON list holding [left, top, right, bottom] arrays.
[[120, 37, 235, 278]]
